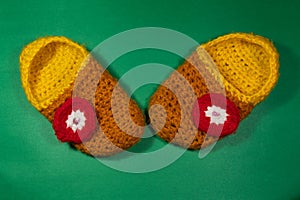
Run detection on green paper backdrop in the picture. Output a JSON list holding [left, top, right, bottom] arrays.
[[1, 0, 300, 199]]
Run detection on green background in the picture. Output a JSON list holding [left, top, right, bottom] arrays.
[[1, 0, 300, 199]]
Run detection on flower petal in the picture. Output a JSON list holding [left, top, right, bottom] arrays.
[[53, 97, 97, 143], [192, 93, 240, 137]]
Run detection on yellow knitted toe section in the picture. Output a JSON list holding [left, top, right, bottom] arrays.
[[201, 33, 279, 105], [20, 36, 89, 110]]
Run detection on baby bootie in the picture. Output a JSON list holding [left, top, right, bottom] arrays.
[[149, 33, 279, 149], [20, 36, 145, 156]]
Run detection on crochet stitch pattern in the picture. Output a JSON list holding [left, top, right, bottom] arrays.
[[53, 97, 97, 144], [20, 36, 145, 157], [149, 33, 279, 149], [192, 93, 241, 137]]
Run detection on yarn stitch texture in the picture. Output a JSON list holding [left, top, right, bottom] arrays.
[[20, 36, 145, 157], [192, 93, 241, 137], [20, 33, 279, 155], [149, 33, 279, 149], [53, 97, 97, 143]]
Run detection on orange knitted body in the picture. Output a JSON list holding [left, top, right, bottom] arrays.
[[149, 33, 279, 149], [20, 36, 145, 157]]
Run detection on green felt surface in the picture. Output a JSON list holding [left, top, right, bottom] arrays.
[[1, 0, 300, 199]]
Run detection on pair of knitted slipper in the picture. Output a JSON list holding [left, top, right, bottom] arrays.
[[20, 33, 279, 157]]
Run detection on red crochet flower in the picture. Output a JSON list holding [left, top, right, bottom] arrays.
[[192, 93, 240, 137], [53, 97, 97, 143]]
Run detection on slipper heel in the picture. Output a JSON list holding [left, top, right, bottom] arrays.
[[20, 36, 145, 156], [149, 33, 279, 149]]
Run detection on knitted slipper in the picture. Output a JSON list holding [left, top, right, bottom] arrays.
[[149, 33, 279, 149], [20, 36, 145, 156]]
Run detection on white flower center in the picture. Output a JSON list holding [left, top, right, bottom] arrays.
[[205, 105, 229, 125], [66, 109, 86, 132]]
